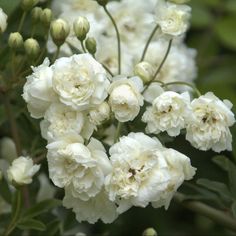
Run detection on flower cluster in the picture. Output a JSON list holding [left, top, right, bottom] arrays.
[[21, 0, 235, 225]]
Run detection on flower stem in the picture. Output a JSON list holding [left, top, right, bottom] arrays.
[[17, 12, 27, 33], [80, 40, 87, 53], [114, 122, 123, 143], [103, 6, 121, 75], [52, 46, 61, 63], [140, 24, 159, 62], [174, 192, 236, 232]]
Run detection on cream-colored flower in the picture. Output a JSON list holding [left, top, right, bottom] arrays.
[[0, 137, 17, 163], [7, 156, 40, 185], [155, 0, 191, 36], [109, 76, 144, 122], [47, 137, 111, 200], [0, 8, 7, 33], [52, 54, 110, 111], [105, 132, 195, 213], [22, 58, 57, 118], [63, 188, 118, 224], [142, 91, 192, 136], [186, 92, 235, 152]]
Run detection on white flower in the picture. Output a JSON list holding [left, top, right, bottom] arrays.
[[186, 92, 235, 152], [109, 76, 144, 122], [47, 137, 111, 200], [89, 102, 110, 126], [22, 58, 57, 119], [52, 54, 110, 111], [63, 188, 118, 224], [40, 103, 84, 142], [155, 0, 191, 36], [0, 8, 7, 33], [105, 133, 195, 213], [7, 156, 40, 185], [142, 91, 192, 136]]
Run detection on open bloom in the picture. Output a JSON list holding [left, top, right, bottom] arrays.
[[105, 133, 195, 213], [109, 76, 144, 122], [155, 0, 191, 36], [0, 8, 7, 33], [7, 156, 40, 185], [52, 53, 110, 111], [47, 137, 111, 201], [186, 92, 235, 152], [142, 90, 192, 136], [22, 58, 57, 118]]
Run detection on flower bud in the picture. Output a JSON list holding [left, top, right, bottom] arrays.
[[31, 7, 42, 23], [0, 8, 8, 34], [40, 8, 53, 27], [85, 37, 97, 54], [169, 0, 190, 3], [142, 228, 158, 236], [134, 61, 154, 84], [50, 19, 70, 47], [21, 0, 39, 12], [0, 137, 17, 163], [96, 0, 108, 6], [8, 32, 24, 50], [24, 38, 40, 58], [73, 16, 90, 41], [89, 102, 110, 125]]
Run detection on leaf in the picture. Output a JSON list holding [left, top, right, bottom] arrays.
[[0, 0, 20, 15], [231, 202, 236, 218], [197, 178, 233, 203], [17, 219, 46, 231], [215, 16, 236, 50], [44, 220, 60, 236], [23, 199, 61, 219], [0, 177, 12, 204]]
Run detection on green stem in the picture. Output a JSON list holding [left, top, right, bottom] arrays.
[[101, 63, 114, 77], [161, 81, 202, 97], [80, 40, 87, 53], [140, 24, 159, 62], [174, 192, 236, 232], [52, 46, 61, 63], [114, 122, 123, 143], [17, 12, 27, 33], [103, 6, 121, 75]]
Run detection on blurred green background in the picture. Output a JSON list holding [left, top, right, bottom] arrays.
[[0, 0, 236, 235]]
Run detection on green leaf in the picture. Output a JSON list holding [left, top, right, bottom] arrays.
[[197, 178, 233, 203], [0, 177, 12, 204], [0, 0, 20, 15], [215, 16, 236, 50], [44, 220, 60, 236], [231, 201, 236, 218], [17, 219, 46, 231], [23, 199, 61, 219]]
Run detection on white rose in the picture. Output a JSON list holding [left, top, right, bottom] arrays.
[[109, 76, 144, 122], [142, 91, 192, 136], [52, 53, 110, 111], [105, 132, 195, 213], [22, 58, 57, 119], [0, 8, 7, 33], [47, 137, 111, 200], [155, 0, 191, 36], [7, 156, 40, 185], [186, 92, 235, 152], [89, 102, 110, 126], [63, 188, 118, 224]]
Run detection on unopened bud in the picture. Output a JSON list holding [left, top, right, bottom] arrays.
[[40, 8, 53, 27], [73, 16, 90, 41], [24, 38, 40, 58], [169, 0, 190, 3], [8, 32, 23, 50], [89, 102, 110, 126], [50, 19, 70, 47], [21, 0, 39, 11], [0, 8, 8, 34], [85, 37, 97, 54], [142, 228, 158, 236], [134, 61, 154, 83], [96, 0, 108, 6], [31, 7, 42, 23]]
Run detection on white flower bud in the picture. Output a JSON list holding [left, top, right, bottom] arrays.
[[0, 8, 7, 34], [8, 32, 24, 50], [24, 38, 40, 58], [21, 0, 39, 12], [89, 102, 110, 126], [85, 37, 97, 54], [73, 16, 90, 41], [134, 62, 154, 84], [96, 0, 108, 6], [40, 8, 53, 27], [31, 7, 42, 23], [50, 19, 70, 47], [0, 137, 17, 163], [143, 228, 158, 236], [7, 156, 40, 186]]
